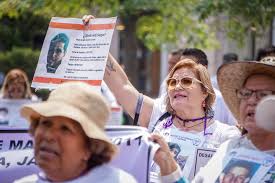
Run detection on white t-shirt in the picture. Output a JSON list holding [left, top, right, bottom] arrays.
[[193, 136, 275, 183], [213, 88, 236, 126], [149, 96, 237, 132], [14, 164, 137, 183], [148, 98, 241, 181], [210, 75, 219, 90]]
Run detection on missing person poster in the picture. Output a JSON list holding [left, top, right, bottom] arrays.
[[261, 164, 275, 182], [194, 148, 216, 176], [0, 99, 35, 129], [214, 148, 275, 183], [32, 17, 117, 90], [107, 106, 123, 125]]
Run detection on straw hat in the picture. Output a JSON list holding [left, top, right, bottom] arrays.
[[217, 56, 275, 121], [21, 81, 115, 148]]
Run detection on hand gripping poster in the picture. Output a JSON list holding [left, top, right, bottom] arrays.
[[150, 128, 205, 182], [32, 17, 117, 90]]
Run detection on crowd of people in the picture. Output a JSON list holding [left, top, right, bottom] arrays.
[[0, 14, 274, 183]]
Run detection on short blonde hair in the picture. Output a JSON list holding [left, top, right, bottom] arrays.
[[0, 69, 32, 99], [165, 58, 216, 115]]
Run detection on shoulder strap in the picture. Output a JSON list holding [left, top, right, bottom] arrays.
[[158, 112, 171, 122], [133, 93, 144, 126], [150, 112, 171, 132]]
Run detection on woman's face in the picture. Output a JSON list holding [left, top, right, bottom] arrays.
[[167, 67, 207, 113], [34, 116, 91, 181], [239, 75, 275, 135], [6, 78, 26, 99]]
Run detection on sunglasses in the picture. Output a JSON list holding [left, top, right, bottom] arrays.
[[166, 77, 203, 90]]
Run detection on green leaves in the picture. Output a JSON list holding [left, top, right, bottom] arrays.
[[196, 0, 275, 46], [133, 0, 218, 50], [2, 0, 270, 51], [0, 0, 218, 50], [0, 47, 40, 79]]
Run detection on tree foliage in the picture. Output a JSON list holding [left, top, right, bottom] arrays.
[[0, 0, 217, 50], [196, 0, 275, 46], [134, 0, 217, 50], [0, 12, 48, 51], [0, 47, 40, 79], [0, 0, 273, 50]]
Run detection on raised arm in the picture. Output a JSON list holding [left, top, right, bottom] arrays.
[[82, 15, 154, 127], [104, 53, 154, 127]]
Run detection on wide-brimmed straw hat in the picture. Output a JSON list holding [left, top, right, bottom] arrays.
[[217, 56, 275, 121], [21, 81, 116, 149]]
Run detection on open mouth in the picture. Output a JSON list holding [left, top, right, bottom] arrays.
[[39, 146, 59, 156], [247, 109, 255, 118], [174, 93, 187, 99]]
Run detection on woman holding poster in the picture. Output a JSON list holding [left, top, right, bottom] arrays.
[[83, 12, 240, 182]]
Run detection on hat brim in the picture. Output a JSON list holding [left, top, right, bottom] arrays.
[[21, 101, 115, 148], [217, 61, 275, 122]]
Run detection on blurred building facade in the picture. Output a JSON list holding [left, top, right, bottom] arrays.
[[111, 17, 275, 98]]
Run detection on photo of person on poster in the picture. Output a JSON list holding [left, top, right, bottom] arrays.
[[177, 155, 188, 170], [0, 107, 9, 125], [168, 142, 188, 170], [168, 142, 181, 159], [216, 159, 260, 183], [46, 33, 69, 73]]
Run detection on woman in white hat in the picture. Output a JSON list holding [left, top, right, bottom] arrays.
[[15, 82, 137, 183], [153, 56, 275, 182]]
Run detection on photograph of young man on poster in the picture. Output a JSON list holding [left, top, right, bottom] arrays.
[[216, 159, 260, 183], [0, 107, 9, 125], [46, 33, 69, 73]]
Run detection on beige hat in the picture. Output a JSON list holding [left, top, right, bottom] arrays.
[[217, 56, 275, 121], [21, 81, 115, 148]]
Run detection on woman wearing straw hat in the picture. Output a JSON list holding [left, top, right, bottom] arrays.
[[194, 56, 275, 182], [15, 82, 137, 183], [153, 56, 275, 182]]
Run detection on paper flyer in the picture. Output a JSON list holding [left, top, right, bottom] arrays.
[[194, 148, 216, 176], [0, 99, 36, 129], [261, 164, 275, 182], [165, 129, 205, 178], [214, 148, 275, 183], [107, 106, 123, 125], [32, 17, 117, 90], [150, 128, 204, 182]]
